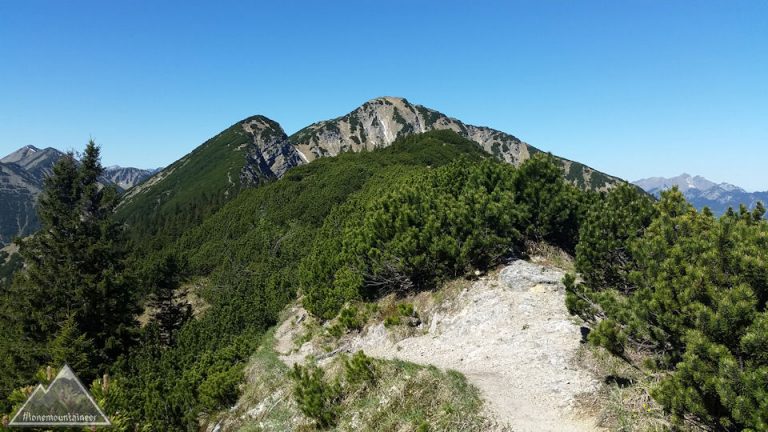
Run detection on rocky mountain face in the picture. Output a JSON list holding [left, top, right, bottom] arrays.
[[0, 145, 156, 245], [1, 145, 65, 180], [240, 116, 304, 184], [287, 97, 620, 190], [634, 173, 717, 194], [633, 173, 768, 215], [290, 97, 525, 161], [0, 146, 65, 244]]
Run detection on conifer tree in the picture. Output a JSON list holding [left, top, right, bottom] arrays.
[[9, 140, 138, 377], [512, 153, 581, 251], [572, 187, 768, 430], [145, 253, 192, 346], [575, 183, 656, 293], [49, 314, 94, 374]]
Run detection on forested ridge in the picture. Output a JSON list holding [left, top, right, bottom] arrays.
[[0, 130, 765, 431]]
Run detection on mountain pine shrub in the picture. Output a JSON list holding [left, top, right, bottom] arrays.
[[344, 350, 378, 388], [290, 362, 342, 428], [302, 154, 584, 318], [571, 187, 768, 430]]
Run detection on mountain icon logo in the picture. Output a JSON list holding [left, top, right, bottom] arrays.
[[8, 364, 111, 427]]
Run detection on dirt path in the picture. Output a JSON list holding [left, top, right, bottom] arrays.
[[277, 260, 602, 431], [351, 261, 598, 432]]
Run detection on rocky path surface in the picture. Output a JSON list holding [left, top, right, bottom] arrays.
[[276, 260, 602, 431]]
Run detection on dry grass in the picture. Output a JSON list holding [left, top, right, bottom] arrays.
[[574, 344, 672, 432], [340, 360, 503, 432], [223, 331, 498, 432], [525, 240, 575, 272]]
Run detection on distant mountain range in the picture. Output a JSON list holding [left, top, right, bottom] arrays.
[[633, 173, 768, 215], [0, 145, 158, 244]]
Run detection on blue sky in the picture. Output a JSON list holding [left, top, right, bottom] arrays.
[[1, 1, 766, 189]]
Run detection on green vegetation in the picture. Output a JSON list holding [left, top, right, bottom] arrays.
[[10, 125, 749, 431], [0, 250, 22, 290], [569, 187, 768, 431], [100, 130, 582, 430], [231, 339, 493, 432], [290, 362, 343, 428], [0, 142, 139, 413], [70, 130, 492, 430], [301, 149, 583, 319], [384, 303, 419, 327], [143, 253, 193, 346], [115, 118, 261, 247], [116, 130, 583, 430]]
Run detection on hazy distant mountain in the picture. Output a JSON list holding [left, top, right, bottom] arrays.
[[0, 145, 157, 245], [633, 173, 768, 215], [103, 166, 161, 190]]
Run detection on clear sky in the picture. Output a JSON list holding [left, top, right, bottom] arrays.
[[1, 1, 766, 190]]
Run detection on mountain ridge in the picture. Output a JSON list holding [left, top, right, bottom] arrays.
[[116, 97, 627, 243]]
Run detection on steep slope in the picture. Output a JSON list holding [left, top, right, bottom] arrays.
[[109, 132, 493, 431], [634, 173, 768, 215], [0, 146, 64, 244], [1, 145, 64, 180], [115, 116, 298, 240], [290, 97, 622, 190], [0, 162, 40, 244]]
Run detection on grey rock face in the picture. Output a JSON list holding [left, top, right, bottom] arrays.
[[0, 146, 64, 244], [633, 173, 716, 194], [103, 166, 159, 190], [287, 97, 622, 190], [239, 116, 305, 185], [289, 96, 531, 166]]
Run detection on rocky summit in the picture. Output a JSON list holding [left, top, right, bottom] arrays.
[[287, 97, 620, 190]]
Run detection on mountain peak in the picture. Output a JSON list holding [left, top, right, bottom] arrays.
[[366, 96, 409, 105], [20, 144, 41, 152], [634, 173, 717, 193], [286, 97, 621, 190], [1, 145, 45, 164], [633, 174, 765, 215]]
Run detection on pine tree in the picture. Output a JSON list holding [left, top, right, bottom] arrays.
[[575, 183, 656, 294], [572, 187, 768, 430], [512, 153, 581, 251], [10, 140, 139, 377], [49, 315, 94, 374], [145, 253, 192, 346]]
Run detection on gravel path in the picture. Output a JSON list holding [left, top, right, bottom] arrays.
[[344, 260, 601, 431]]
